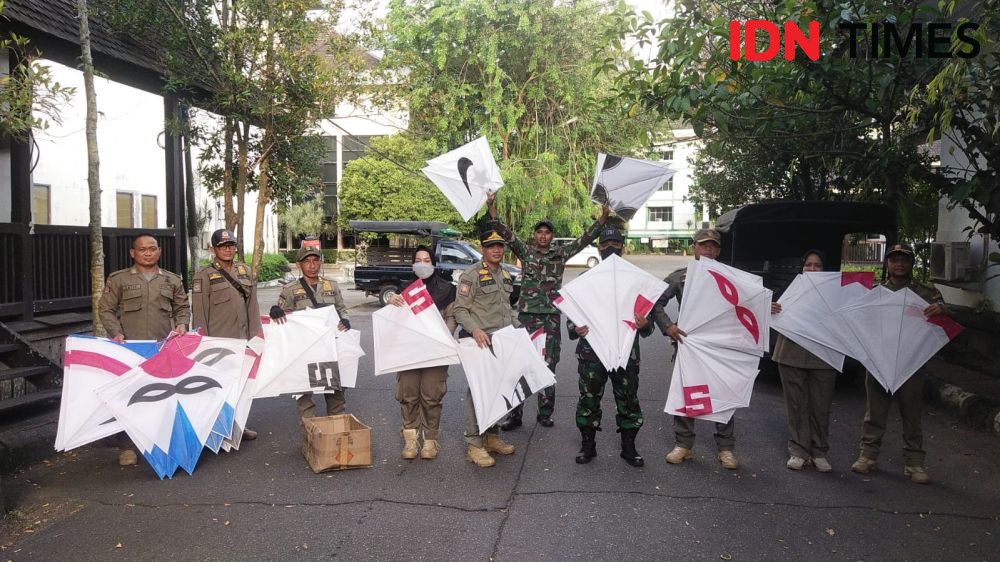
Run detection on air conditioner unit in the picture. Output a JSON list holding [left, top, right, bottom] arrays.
[[930, 241, 970, 281]]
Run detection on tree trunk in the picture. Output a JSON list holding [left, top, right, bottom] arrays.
[[78, 0, 105, 336], [182, 107, 200, 278], [235, 121, 250, 260], [222, 117, 235, 230], [251, 152, 270, 279]]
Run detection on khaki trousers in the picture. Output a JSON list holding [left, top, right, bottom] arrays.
[[297, 390, 346, 418], [779, 365, 837, 458], [860, 372, 926, 466], [396, 365, 449, 440], [674, 415, 736, 451]]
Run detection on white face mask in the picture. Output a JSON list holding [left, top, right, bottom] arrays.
[[412, 262, 435, 279]]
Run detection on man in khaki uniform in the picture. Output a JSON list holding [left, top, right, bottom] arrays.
[[851, 243, 948, 484], [191, 228, 260, 440], [453, 228, 518, 468], [98, 233, 190, 466], [651, 228, 739, 470], [268, 247, 351, 418]]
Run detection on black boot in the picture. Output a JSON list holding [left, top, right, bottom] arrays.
[[575, 427, 597, 464], [498, 407, 522, 431], [619, 428, 644, 467]]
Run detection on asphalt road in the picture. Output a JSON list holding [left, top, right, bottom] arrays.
[[2, 255, 998, 561]]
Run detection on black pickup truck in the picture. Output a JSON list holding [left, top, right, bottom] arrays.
[[349, 221, 522, 306]]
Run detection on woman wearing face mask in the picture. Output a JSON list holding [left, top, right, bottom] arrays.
[[387, 245, 457, 460], [770, 249, 838, 473]]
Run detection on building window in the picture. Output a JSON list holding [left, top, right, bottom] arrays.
[[660, 149, 673, 162], [319, 135, 379, 218], [647, 206, 673, 222], [141, 195, 157, 228], [32, 184, 50, 225], [116, 192, 134, 228], [658, 177, 673, 191]]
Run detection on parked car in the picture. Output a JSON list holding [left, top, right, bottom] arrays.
[[715, 201, 897, 383], [349, 221, 522, 306], [551, 238, 601, 268]]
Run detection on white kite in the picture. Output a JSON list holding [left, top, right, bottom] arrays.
[[591, 153, 676, 220], [554, 254, 667, 371], [95, 349, 238, 479], [664, 258, 773, 422], [457, 326, 556, 432], [55, 336, 158, 452], [772, 271, 874, 371], [372, 280, 459, 376], [253, 307, 365, 398], [159, 333, 248, 453], [422, 136, 504, 221], [222, 335, 264, 452], [836, 286, 964, 394]]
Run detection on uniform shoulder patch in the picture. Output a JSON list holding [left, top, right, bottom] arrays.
[[209, 272, 223, 280], [192, 278, 203, 293], [322, 281, 332, 291], [237, 265, 247, 276], [459, 280, 472, 296]]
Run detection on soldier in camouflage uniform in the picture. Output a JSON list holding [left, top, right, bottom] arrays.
[[571, 220, 651, 467], [652, 228, 740, 470], [486, 192, 610, 429], [850, 243, 949, 485], [268, 247, 351, 419]]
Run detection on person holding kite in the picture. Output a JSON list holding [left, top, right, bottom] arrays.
[[485, 192, 610, 430], [850, 243, 949, 485], [652, 228, 740, 470], [570, 219, 652, 467], [98, 233, 190, 466], [386, 246, 457, 460], [770, 250, 838, 473], [191, 228, 261, 441], [454, 226, 519, 468], [269, 246, 351, 420]]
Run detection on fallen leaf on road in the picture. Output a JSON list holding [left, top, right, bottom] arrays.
[[720, 554, 733, 560], [825, 528, 835, 536], [115, 543, 123, 549], [224, 521, 231, 526]]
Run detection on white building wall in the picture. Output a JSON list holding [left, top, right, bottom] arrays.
[[935, 133, 999, 311], [31, 60, 167, 229], [627, 127, 700, 243]]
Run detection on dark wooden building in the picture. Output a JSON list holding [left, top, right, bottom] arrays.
[[0, 0, 189, 414]]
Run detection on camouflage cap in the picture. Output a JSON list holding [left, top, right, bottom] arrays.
[[296, 246, 322, 261], [211, 229, 237, 246], [885, 243, 915, 260], [693, 228, 721, 245]]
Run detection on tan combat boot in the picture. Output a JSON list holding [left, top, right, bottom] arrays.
[[401, 429, 419, 460], [718, 450, 739, 470], [850, 456, 877, 474], [904, 465, 930, 484], [466, 445, 496, 467], [420, 438, 440, 460], [118, 449, 138, 467], [484, 433, 515, 455], [665, 446, 693, 464]]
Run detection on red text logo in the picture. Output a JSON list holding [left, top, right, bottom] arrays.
[[729, 20, 820, 61]]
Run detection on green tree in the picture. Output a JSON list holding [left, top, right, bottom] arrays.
[[378, 0, 664, 238], [339, 134, 473, 236], [913, 0, 999, 243], [0, 0, 75, 137], [98, 0, 365, 269], [615, 0, 950, 229]]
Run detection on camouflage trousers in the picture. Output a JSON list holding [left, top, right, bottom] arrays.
[[507, 313, 560, 419], [575, 358, 643, 431]]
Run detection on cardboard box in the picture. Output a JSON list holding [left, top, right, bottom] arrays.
[[302, 414, 373, 473]]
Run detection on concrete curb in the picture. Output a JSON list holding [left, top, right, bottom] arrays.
[[925, 375, 1000, 436]]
